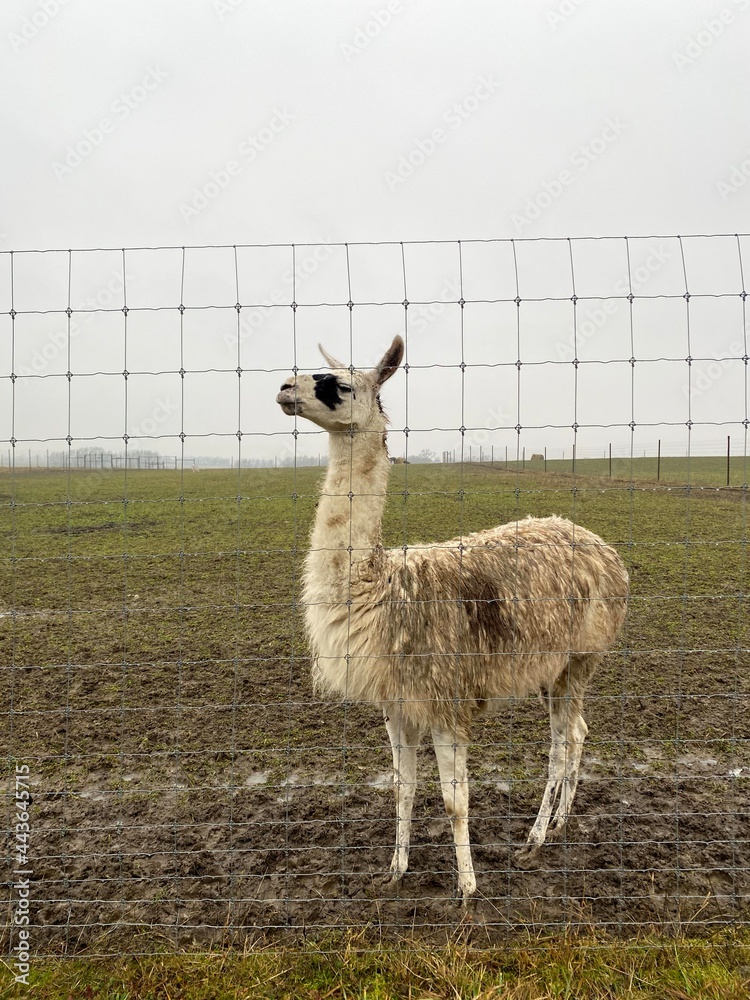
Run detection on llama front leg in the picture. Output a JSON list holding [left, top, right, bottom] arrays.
[[383, 706, 420, 881], [431, 727, 477, 903]]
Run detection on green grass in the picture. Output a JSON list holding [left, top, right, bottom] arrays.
[[5, 932, 750, 998]]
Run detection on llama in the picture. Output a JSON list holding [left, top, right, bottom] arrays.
[[276, 336, 629, 902]]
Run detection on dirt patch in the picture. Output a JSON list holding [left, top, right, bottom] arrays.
[[44, 522, 121, 536], [42, 519, 158, 536]]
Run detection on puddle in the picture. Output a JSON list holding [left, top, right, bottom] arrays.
[[366, 771, 392, 789]]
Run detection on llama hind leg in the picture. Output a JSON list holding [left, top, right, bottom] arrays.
[[548, 713, 588, 835], [519, 704, 570, 856], [523, 705, 588, 852], [547, 652, 599, 836], [383, 705, 421, 880], [432, 727, 477, 903], [519, 654, 598, 858]]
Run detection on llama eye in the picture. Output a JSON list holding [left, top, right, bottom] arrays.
[[338, 383, 352, 393]]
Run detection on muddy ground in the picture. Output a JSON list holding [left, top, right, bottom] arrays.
[[7, 707, 750, 954]]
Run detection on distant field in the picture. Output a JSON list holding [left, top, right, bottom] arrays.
[[0, 463, 748, 955], [468, 453, 749, 487]]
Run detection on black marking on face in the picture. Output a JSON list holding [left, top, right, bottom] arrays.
[[312, 373, 355, 410]]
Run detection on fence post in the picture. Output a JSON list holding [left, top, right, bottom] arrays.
[[657, 439, 661, 482], [727, 435, 731, 487], [609, 442, 612, 479], [544, 446, 547, 472]]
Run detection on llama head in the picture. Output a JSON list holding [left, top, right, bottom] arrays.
[[276, 335, 404, 432]]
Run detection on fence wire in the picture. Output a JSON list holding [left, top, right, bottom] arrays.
[[1, 235, 749, 957]]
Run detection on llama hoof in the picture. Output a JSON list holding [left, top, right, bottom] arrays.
[[367, 871, 403, 898], [458, 878, 477, 906], [515, 843, 542, 868]]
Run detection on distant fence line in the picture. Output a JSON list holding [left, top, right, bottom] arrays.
[[457, 434, 744, 484], [0, 451, 328, 470], [1, 437, 747, 486]]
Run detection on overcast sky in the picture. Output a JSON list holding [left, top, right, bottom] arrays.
[[1, 0, 748, 463]]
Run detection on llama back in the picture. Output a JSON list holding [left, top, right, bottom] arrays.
[[304, 515, 628, 726]]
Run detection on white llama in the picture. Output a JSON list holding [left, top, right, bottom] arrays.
[[276, 336, 629, 902]]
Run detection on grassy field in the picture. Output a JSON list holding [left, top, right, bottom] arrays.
[[1, 461, 748, 997]]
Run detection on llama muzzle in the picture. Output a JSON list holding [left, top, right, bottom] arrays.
[[276, 387, 302, 414]]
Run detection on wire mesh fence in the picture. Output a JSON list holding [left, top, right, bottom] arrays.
[[1, 235, 749, 958]]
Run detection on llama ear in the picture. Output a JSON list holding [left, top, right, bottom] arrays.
[[372, 335, 404, 386], [318, 343, 347, 370]]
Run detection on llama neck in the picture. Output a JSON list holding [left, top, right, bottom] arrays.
[[310, 429, 390, 561]]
